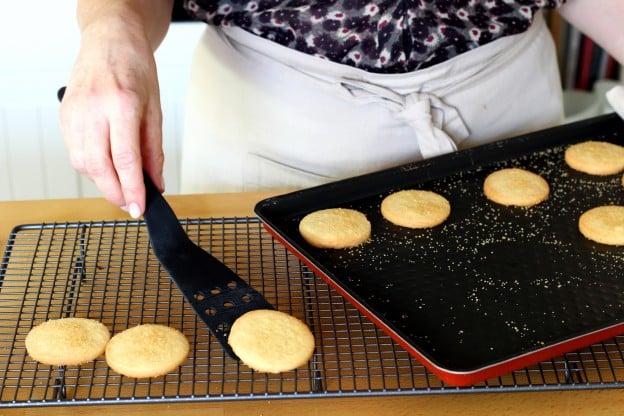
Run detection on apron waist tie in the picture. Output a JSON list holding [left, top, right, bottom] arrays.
[[336, 79, 470, 159]]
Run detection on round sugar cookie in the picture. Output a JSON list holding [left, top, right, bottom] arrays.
[[228, 309, 315, 373], [381, 189, 450, 228], [564, 141, 624, 175], [578, 205, 624, 246], [299, 208, 371, 249], [105, 324, 189, 378], [25, 317, 110, 366], [483, 168, 550, 207]]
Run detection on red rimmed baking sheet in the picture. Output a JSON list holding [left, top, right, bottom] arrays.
[[254, 113, 624, 387]]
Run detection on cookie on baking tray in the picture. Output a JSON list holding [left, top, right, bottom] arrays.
[[228, 309, 315, 373], [483, 167, 550, 207], [578, 205, 624, 246], [299, 207, 371, 249], [381, 189, 451, 228], [105, 324, 189, 378], [564, 140, 624, 175], [25, 317, 110, 366]]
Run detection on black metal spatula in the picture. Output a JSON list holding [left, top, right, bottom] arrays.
[[142, 174, 274, 359]]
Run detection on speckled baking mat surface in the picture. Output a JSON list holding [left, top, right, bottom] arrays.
[[255, 113, 624, 385]]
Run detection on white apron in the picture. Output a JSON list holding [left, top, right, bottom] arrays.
[[180, 11, 563, 193]]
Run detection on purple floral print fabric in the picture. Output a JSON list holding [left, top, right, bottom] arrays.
[[183, 0, 566, 73]]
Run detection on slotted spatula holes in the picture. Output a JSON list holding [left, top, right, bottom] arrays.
[[216, 322, 229, 335], [142, 173, 275, 358]]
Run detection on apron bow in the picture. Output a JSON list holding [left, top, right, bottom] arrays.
[[336, 79, 470, 158]]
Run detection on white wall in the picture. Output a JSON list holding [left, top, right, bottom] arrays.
[[0, 1, 203, 201]]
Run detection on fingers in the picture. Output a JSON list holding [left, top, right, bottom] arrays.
[[59, 93, 88, 175], [86, 89, 163, 218], [109, 81, 165, 217], [141, 97, 165, 194], [61, 86, 136, 210], [107, 91, 145, 217], [60, 84, 164, 218]]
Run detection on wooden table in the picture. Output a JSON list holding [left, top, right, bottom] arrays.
[[0, 193, 622, 416]]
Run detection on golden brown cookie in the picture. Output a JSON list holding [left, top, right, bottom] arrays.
[[105, 324, 189, 378], [299, 208, 371, 249], [381, 189, 451, 228], [25, 317, 110, 366], [564, 140, 624, 175], [578, 205, 624, 246], [483, 167, 550, 207], [228, 309, 315, 373]]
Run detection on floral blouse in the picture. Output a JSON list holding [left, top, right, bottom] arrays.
[[182, 0, 567, 73]]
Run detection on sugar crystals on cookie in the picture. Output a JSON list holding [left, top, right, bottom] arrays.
[[105, 324, 189, 378], [299, 207, 371, 249], [25, 317, 111, 366], [483, 167, 550, 207], [228, 309, 315, 373], [564, 140, 624, 176], [381, 189, 451, 228], [578, 205, 624, 246]]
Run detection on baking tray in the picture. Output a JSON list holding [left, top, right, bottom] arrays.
[[254, 113, 624, 387]]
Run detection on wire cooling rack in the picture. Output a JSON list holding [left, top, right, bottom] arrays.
[[1, 217, 623, 407]]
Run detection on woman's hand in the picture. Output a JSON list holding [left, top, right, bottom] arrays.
[[59, 1, 172, 217], [557, 1, 624, 122], [606, 86, 624, 119]]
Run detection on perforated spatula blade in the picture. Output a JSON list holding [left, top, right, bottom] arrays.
[[142, 174, 274, 359]]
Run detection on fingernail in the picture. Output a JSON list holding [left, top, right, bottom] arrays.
[[120, 205, 129, 212], [128, 202, 141, 219]]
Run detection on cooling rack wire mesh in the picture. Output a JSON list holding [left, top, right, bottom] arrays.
[[0, 217, 623, 407]]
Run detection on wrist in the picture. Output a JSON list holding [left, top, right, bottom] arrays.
[[77, 0, 172, 51]]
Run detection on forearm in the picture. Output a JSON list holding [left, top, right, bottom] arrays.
[[77, 0, 174, 51], [558, 0, 624, 65]]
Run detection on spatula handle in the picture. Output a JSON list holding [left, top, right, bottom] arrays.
[[143, 173, 192, 252]]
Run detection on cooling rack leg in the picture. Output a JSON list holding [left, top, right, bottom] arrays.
[[65, 225, 90, 317], [563, 359, 584, 384], [52, 367, 67, 401], [301, 264, 325, 393], [309, 354, 324, 393]]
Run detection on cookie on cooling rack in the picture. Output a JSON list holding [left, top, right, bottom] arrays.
[[105, 324, 189, 378], [381, 189, 451, 228], [564, 140, 624, 175], [299, 207, 371, 249], [483, 167, 550, 207], [228, 309, 315, 373], [578, 205, 624, 246], [25, 317, 111, 366]]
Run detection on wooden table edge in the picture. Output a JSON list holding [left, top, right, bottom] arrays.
[[0, 193, 623, 415]]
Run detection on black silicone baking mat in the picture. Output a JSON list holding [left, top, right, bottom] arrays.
[[254, 113, 624, 386]]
